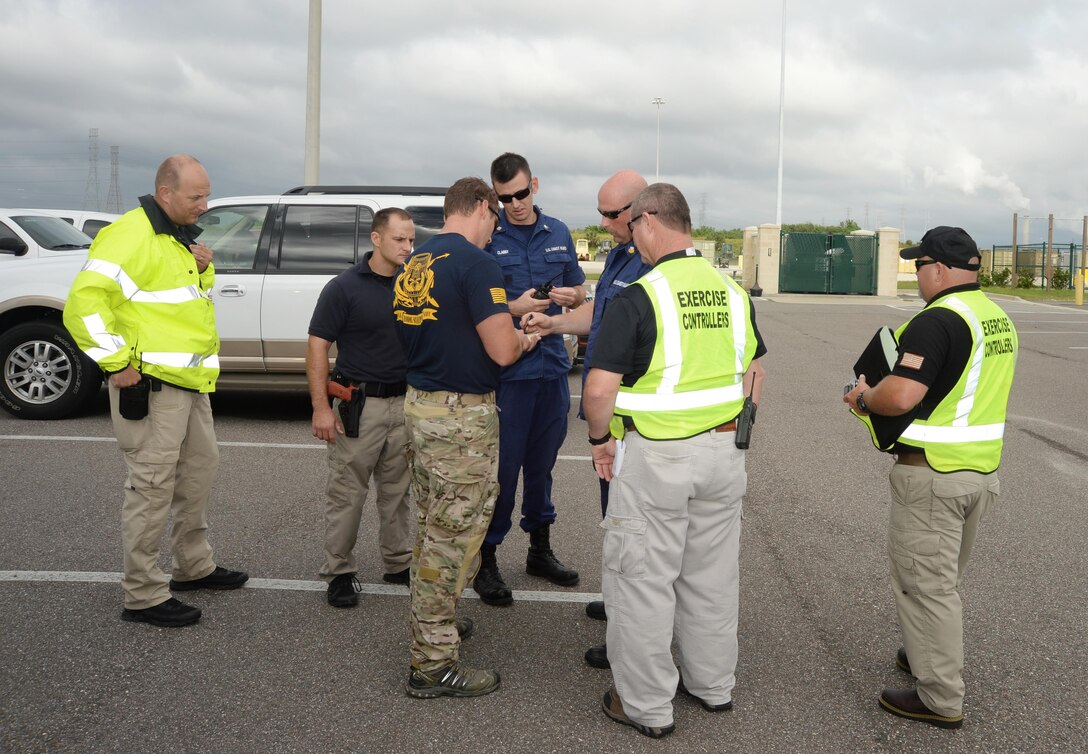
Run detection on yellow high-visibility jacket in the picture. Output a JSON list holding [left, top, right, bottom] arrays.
[[63, 203, 219, 392]]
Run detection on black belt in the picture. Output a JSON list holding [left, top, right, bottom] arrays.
[[896, 451, 930, 468], [622, 419, 737, 437], [359, 380, 407, 398]]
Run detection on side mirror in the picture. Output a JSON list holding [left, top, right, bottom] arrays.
[[0, 237, 28, 256]]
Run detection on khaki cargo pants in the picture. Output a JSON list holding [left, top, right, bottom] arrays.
[[110, 382, 218, 609], [888, 463, 999, 717]]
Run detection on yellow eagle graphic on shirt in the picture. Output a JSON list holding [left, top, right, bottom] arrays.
[[393, 252, 449, 325]]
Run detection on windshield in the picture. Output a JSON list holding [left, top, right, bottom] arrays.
[[11, 215, 93, 249]]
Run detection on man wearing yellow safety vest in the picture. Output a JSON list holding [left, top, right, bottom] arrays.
[[583, 183, 767, 739], [844, 226, 1018, 730], [63, 154, 248, 628]]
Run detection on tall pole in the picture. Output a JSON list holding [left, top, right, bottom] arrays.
[[1077, 216, 1085, 305], [304, 0, 322, 185], [652, 97, 665, 180], [775, 0, 787, 226], [1046, 213, 1054, 289]]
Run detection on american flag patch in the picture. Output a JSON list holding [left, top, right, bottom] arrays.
[[899, 352, 925, 370], [490, 287, 507, 304]]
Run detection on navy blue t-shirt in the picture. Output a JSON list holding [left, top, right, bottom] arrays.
[[393, 233, 510, 394], [308, 252, 406, 384]]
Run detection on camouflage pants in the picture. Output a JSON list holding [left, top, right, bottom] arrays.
[[404, 387, 499, 671]]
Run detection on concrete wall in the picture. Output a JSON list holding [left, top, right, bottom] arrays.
[[875, 227, 900, 297]]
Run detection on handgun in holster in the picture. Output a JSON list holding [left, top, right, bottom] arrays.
[[734, 395, 757, 450], [328, 373, 365, 438]]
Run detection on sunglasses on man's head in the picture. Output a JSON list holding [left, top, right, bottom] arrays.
[[597, 202, 632, 220], [497, 184, 532, 204]]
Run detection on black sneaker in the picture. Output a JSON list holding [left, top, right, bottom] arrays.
[[383, 567, 410, 585], [677, 671, 733, 712], [585, 643, 610, 669], [169, 566, 249, 591], [122, 597, 201, 627], [601, 689, 675, 738], [585, 600, 606, 621], [327, 573, 361, 608], [405, 662, 501, 699]]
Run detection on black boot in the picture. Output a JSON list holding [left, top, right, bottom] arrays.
[[473, 544, 513, 606], [526, 524, 579, 586]]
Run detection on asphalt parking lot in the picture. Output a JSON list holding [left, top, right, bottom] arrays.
[[2, 294, 1087, 753]]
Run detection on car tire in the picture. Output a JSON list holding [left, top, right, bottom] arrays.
[[0, 320, 102, 419]]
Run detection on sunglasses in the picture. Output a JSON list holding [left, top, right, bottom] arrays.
[[497, 184, 532, 204], [487, 204, 500, 229], [598, 202, 632, 221], [627, 210, 658, 232], [914, 259, 940, 271]]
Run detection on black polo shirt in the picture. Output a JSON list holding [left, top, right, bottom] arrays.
[[308, 252, 406, 384], [889, 282, 976, 452]]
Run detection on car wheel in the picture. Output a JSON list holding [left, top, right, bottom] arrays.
[[0, 320, 102, 419]]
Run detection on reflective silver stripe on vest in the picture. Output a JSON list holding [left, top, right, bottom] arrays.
[[727, 284, 746, 375], [647, 271, 682, 391], [80, 312, 128, 363], [899, 422, 1005, 443], [83, 259, 209, 303], [944, 295, 985, 425], [615, 382, 745, 411], [141, 352, 220, 369]]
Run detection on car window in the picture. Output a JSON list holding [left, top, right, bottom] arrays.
[[8, 215, 92, 249], [0, 220, 19, 243], [405, 205, 444, 230], [198, 205, 269, 270], [82, 219, 112, 239], [277, 205, 372, 273]]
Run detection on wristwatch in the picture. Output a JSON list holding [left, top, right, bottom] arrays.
[[588, 432, 611, 446], [856, 390, 870, 413]]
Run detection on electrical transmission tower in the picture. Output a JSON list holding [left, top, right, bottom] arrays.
[[82, 128, 100, 210], [105, 146, 123, 213]]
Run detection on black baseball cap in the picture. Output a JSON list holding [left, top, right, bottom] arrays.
[[900, 226, 981, 270]]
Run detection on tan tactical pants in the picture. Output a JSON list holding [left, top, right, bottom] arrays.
[[319, 395, 412, 579], [888, 463, 999, 717], [110, 382, 218, 609]]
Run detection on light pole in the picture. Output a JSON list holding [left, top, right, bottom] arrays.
[[304, 0, 322, 185], [775, 0, 786, 226], [652, 97, 665, 180]]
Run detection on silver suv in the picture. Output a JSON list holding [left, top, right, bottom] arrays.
[[0, 186, 446, 419]]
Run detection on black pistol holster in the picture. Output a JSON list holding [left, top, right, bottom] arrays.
[[329, 372, 365, 439]]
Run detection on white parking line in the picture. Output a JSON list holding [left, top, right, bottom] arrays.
[[0, 435, 594, 460], [0, 570, 601, 603], [0, 435, 324, 450]]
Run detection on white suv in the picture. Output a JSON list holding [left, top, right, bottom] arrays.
[[0, 210, 94, 262], [18, 209, 120, 239], [0, 186, 446, 419]]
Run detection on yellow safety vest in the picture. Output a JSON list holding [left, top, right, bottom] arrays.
[[63, 206, 220, 392], [857, 289, 1017, 472], [610, 253, 757, 440]]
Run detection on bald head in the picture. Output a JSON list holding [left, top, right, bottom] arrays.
[[597, 169, 648, 245], [154, 154, 210, 226]]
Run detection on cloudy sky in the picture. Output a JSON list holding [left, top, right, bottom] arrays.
[[2, 0, 1086, 246]]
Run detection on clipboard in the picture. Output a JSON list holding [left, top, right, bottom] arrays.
[[853, 326, 898, 383], [853, 327, 916, 449]]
